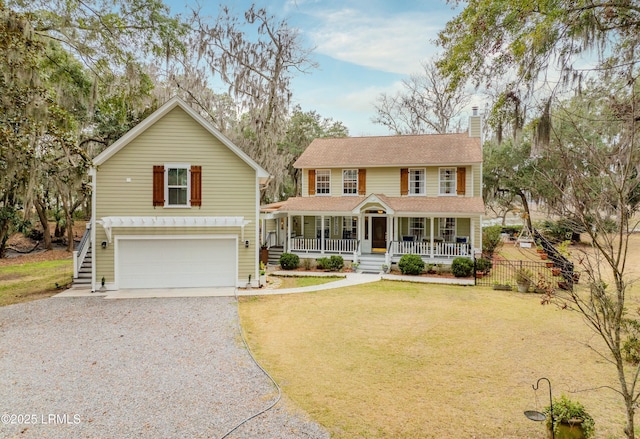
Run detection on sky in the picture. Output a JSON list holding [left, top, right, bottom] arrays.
[[166, 0, 466, 137]]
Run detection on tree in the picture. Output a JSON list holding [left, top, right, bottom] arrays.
[[0, 5, 47, 256], [189, 4, 317, 201], [278, 106, 349, 197], [439, 2, 640, 436], [537, 79, 639, 438], [9, 0, 187, 78], [372, 59, 469, 135], [437, 1, 640, 93]]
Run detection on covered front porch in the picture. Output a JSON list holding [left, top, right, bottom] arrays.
[[261, 195, 481, 264]]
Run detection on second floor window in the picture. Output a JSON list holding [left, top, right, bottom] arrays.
[[167, 166, 189, 206], [343, 169, 358, 195], [316, 169, 331, 195], [439, 168, 456, 195], [409, 168, 425, 195]]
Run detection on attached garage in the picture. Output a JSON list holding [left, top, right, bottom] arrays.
[[116, 236, 237, 289]]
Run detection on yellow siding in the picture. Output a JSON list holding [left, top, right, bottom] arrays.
[[457, 218, 471, 238], [300, 166, 482, 198], [301, 168, 308, 196], [95, 106, 258, 285], [366, 168, 400, 196], [472, 163, 482, 197], [425, 167, 438, 196]]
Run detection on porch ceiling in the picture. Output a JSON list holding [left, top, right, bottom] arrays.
[[276, 195, 485, 215]]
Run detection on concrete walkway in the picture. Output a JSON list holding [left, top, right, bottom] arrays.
[[56, 271, 473, 299]]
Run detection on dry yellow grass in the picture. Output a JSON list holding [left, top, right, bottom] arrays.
[[240, 281, 635, 438]]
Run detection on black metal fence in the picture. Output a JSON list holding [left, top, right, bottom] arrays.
[[475, 258, 567, 292]]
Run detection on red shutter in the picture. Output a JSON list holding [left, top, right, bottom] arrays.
[[308, 169, 316, 195], [190, 165, 202, 206], [358, 169, 366, 195], [456, 167, 466, 195], [400, 168, 408, 196], [153, 165, 164, 206]]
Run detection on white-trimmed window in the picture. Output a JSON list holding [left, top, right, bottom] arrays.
[[439, 167, 456, 195], [342, 216, 357, 239], [166, 164, 190, 207], [409, 217, 425, 241], [316, 169, 331, 195], [343, 169, 358, 195], [439, 217, 456, 242], [409, 168, 426, 195]]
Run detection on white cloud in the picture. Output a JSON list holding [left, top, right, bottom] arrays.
[[305, 8, 443, 75]]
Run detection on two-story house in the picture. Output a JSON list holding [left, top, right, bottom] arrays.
[[84, 97, 270, 291], [261, 111, 485, 271]]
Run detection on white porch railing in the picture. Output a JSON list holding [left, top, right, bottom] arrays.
[[290, 238, 470, 258], [389, 241, 471, 258], [291, 238, 358, 254]]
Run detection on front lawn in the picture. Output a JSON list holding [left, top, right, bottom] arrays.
[[0, 259, 72, 306], [240, 281, 625, 438], [271, 275, 344, 289]]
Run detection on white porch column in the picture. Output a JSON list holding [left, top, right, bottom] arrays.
[[287, 213, 291, 252], [430, 217, 435, 258], [471, 217, 476, 256], [393, 216, 398, 243], [320, 214, 325, 254], [301, 215, 304, 239]]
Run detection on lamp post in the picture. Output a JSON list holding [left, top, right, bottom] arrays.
[[524, 377, 554, 439]]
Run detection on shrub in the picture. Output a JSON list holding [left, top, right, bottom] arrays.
[[451, 257, 473, 277], [623, 336, 640, 365], [398, 254, 425, 275], [482, 225, 503, 257], [475, 257, 492, 274], [537, 219, 584, 243], [317, 255, 344, 271], [316, 257, 330, 270], [329, 255, 344, 271], [544, 395, 595, 439], [279, 253, 299, 270]]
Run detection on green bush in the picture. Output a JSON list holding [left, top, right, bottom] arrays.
[[398, 254, 425, 275], [279, 253, 300, 270], [537, 219, 584, 243], [316, 255, 344, 271], [482, 225, 503, 257], [623, 336, 640, 365], [544, 395, 595, 439], [329, 255, 344, 271], [475, 257, 492, 274], [451, 257, 474, 277]]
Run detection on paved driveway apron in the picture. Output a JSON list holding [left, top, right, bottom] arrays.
[[0, 297, 328, 439]]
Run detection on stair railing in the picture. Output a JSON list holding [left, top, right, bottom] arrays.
[[73, 221, 91, 279]]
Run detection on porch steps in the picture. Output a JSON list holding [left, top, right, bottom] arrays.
[[73, 245, 92, 287], [358, 254, 386, 274], [268, 246, 284, 266]]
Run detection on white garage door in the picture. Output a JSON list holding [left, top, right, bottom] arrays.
[[117, 237, 236, 289]]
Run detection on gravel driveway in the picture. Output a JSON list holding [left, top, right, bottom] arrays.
[[0, 296, 329, 439]]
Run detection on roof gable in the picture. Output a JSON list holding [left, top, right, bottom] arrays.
[[92, 97, 269, 181], [294, 133, 482, 169]]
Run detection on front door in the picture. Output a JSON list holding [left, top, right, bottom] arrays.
[[372, 217, 387, 251]]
